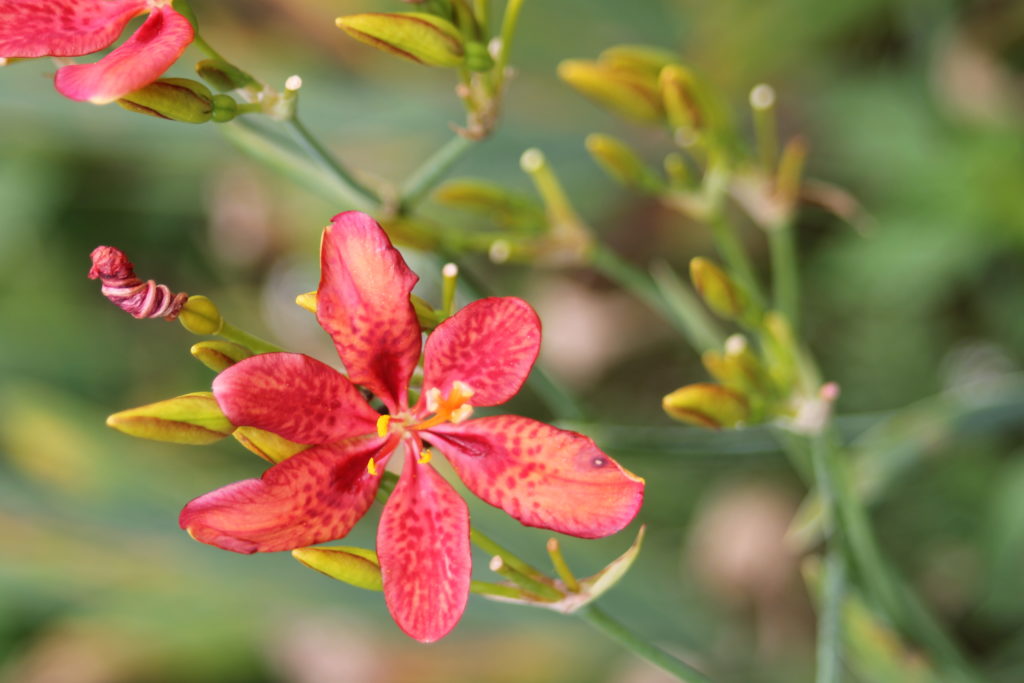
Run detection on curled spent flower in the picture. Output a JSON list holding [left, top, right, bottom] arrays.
[[88, 245, 188, 320]]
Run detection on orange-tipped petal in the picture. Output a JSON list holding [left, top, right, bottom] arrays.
[[213, 352, 378, 446], [378, 457, 471, 642], [421, 297, 540, 408], [428, 416, 645, 538], [54, 6, 193, 104], [317, 212, 421, 412], [0, 0, 148, 58], [179, 438, 386, 553]]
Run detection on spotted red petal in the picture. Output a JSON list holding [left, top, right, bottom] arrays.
[[421, 297, 540, 408], [0, 0, 148, 58], [213, 352, 378, 446], [54, 6, 193, 104], [378, 455, 471, 642], [427, 416, 645, 538], [317, 212, 421, 412], [180, 437, 387, 553]]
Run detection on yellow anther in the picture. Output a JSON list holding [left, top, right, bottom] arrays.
[[376, 414, 391, 438], [418, 450, 433, 464], [367, 458, 378, 476], [450, 404, 474, 424]]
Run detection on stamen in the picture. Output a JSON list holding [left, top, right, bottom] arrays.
[[367, 458, 378, 476], [418, 450, 432, 464], [425, 387, 442, 414], [450, 404, 474, 423], [414, 381, 476, 430], [376, 414, 391, 438]]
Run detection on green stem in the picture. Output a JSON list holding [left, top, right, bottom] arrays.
[[649, 260, 726, 352], [218, 321, 282, 354], [283, 117, 379, 212], [707, 213, 764, 308], [816, 546, 845, 683], [579, 605, 713, 683], [491, 0, 525, 93], [399, 134, 477, 212], [469, 527, 544, 579], [768, 219, 799, 329], [473, 0, 490, 31], [470, 580, 523, 599], [591, 244, 722, 353]]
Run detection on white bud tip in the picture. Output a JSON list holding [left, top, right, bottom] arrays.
[[487, 37, 503, 60], [749, 83, 775, 110], [488, 239, 512, 264], [724, 334, 748, 355], [285, 75, 303, 91], [820, 381, 841, 402], [520, 148, 545, 173], [442, 262, 459, 279], [488, 555, 504, 572]]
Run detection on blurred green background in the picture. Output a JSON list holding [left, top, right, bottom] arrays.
[[1, 0, 1023, 681]]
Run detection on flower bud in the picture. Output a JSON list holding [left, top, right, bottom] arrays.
[[211, 94, 238, 123], [295, 291, 317, 314], [557, 59, 663, 124], [433, 179, 545, 232], [690, 257, 758, 325], [195, 58, 256, 92], [106, 392, 234, 445], [464, 40, 494, 72], [660, 64, 704, 132], [233, 426, 308, 464], [292, 546, 383, 591], [88, 246, 187, 320], [662, 383, 749, 429], [598, 44, 678, 76], [178, 295, 223, 336], [336, 12, 465, 67], [190, 340, 254, 373], [117, 78, 215, 124], [585, 133, 664, 193], [760, 311, 799, 392]]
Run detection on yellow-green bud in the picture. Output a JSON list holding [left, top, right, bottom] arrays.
[[117, 78, 214, 124], [433, 179, 545, 232], [557, 59, 663, 124], [106, 392, 234, 445], [598, 44, 678, 76], [690, 257, 758, 325], [662, 383, 749, 429], [585, 133, 664, 193], [233, 426, 309, 464], [659, 64, 703, 132], [292, 546, 383, 591], [195, 58, 256, 92], [760, 311, 799, 392], [464, 40, 494, 72], [336, 12, 465, 67], [211, 95, 238, 123], [190, 340, 254, 373], [178, 295, 223, 335]]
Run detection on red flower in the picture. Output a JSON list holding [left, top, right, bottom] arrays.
[[0, 0, 193, 103], [180, 212, 645, 642]]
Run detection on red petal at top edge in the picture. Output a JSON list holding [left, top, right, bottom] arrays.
[[377, 455, 471, 642], [421, 297, 541, 410], [179, 437, 387, 554], [212, 353, 379, 446], [427, 415, 645, 539], [54, 6, 193, 104], [0, 0, 149, 58], [317, 212, 422, 413]]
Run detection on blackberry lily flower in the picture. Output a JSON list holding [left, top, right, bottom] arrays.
[[0, 0, 193, 103], [180, 212, 645, 642]]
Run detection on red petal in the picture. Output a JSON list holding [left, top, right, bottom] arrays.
[[0, 0, 148, 58], [180, 438, 386, 553], [421, 297, 540, 408], [428, 416, 645, 538], [54, 6, 193, 104], [378, 455, 470, 642], [317, 212, 421, 412], [213, 352, 378, 446]]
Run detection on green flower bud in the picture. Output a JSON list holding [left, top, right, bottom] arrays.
[[293, 546, 383, 591], [662, 383, 749, 429], [178, 295, 223, 336], [585, 133, 664, 193], [336, 12, 465, 67], [557, 59, 663, 124], [106, 392, 234, 445], [433, 179, 545, 232], [190, 340, 254, 373], [233, 426, 309, 464], [599, 44, 678, 76], [659, 64, 704, 132], [211, 95, 238, 123], [117, 78, 214, 124], [690, 257, 759, 326], [195, 58, 256, 92]]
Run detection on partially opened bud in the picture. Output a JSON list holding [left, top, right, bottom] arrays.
[[117, 78, 215, 124], [178, 295, 223, 336], [557, 59, 663, 124], [336, 13, 465, 67], [107, 392, 234, 445], [598, 44, 678, 76], [293, 546, 383, 591], [195, 58, 256, 92], [233, 426, 309, 464], [663, 383, 749, 429], [585, 133, 664, 193], [88, 246, 188, 320], [190, 340, 254, 373], [690, 257, 758, 325]]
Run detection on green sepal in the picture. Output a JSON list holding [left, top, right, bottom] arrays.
[[292, 546, 383, 591], [106, 391, 234, 445]]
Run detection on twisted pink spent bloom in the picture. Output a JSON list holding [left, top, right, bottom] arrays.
[[0, 0, 194, 103], [89, 245, 188, 320], [180, 211, 646, 642]]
